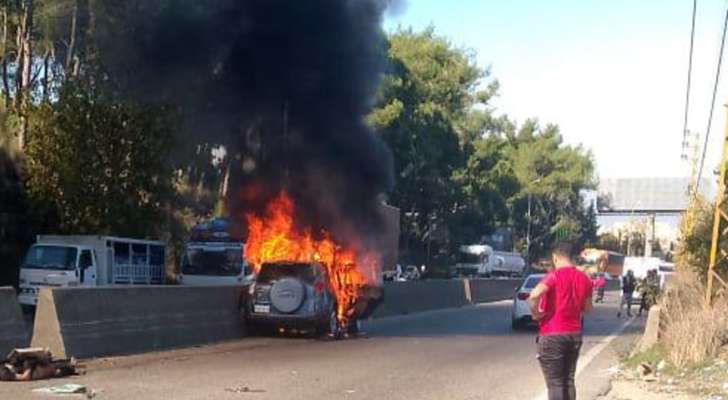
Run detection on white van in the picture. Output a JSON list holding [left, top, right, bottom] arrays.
[[17, 235, 166, 307]]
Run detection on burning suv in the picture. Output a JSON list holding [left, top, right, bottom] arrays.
[[245, 261, 345, 336]]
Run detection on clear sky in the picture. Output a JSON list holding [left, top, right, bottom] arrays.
[[384, 0, 728, 181]]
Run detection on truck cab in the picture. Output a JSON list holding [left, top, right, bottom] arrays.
[[17, 244, 98, 307], [452, 245, 490, 277], [178, 218, 252, 286], [452, 244, 525, 278], [17, 235, 166, 308]]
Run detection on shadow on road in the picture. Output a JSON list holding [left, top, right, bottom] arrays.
[[363, 302, 525, 338], [363, 297, 638, 341]]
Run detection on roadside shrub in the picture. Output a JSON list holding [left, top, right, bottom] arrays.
[[660, 268, 728, 368]]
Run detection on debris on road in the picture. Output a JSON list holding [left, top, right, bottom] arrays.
[[0, 347, 79, 382], [606, 365, 621, 375], [32, 384, 87, 394], [224, 386, 265, 394]]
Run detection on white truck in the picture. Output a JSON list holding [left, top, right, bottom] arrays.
[[178, 218, 252, 286], [452, 244, 526, 278], [17, 235, 166, 307]]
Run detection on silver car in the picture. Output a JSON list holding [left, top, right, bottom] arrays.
[[245, 262, 340, 336]]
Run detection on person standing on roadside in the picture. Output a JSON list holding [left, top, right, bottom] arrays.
[[618, 270, 636, 318], [528, 241, 594, 400]]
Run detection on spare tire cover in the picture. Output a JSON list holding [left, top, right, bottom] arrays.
[[270, 278, 306, 313]]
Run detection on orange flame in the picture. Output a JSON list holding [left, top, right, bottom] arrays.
[[244, 191, 379, 325]]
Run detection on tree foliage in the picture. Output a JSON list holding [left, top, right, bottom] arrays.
[[372, 28, 597, 264], [370, 28, 488, 260], [25, 81, 174, 236], [0, 7, 600, 273], [677, 196, 722, 281], [0, 1, 223, 243]]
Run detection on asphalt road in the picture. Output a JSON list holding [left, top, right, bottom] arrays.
[[2, 292, 643, 400]]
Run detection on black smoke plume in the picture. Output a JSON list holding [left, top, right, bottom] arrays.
[[93, 0, 395, 246]]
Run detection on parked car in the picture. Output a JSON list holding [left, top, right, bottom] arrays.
[[244, 261, 343, 337], [511, 274, 544, 330], [510, 273, 589, 330]]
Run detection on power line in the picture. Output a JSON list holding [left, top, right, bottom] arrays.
[[682, 0, 698, 161], [696, 3, 728, 194]]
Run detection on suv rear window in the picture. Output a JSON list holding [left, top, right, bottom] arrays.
[[257, 263, 316, 283]]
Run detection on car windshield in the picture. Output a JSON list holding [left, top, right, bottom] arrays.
[[258, 263, 316, 283], [457, 252, 482, 263], [181, 248, 243, 276], [23, 245, 77, 271], [523, 276, 543, 289]]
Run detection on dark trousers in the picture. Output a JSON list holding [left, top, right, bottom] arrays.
[[596, 287, 605, 302], [537, 334, 583, 400], [638, 294, 647, 315]]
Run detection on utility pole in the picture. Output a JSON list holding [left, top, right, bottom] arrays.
[[706, 101, 728, 305]]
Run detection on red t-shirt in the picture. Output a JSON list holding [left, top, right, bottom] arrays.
[[538, 266, 593, 336]]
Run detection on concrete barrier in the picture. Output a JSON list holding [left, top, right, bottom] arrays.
[[29, 280, 527, 358], [635, 305, 661, 354], [31, 285, 246, 359], [371, 280, 470, 318], [467, 279, 521, 303], [0, 286, 28, 356]]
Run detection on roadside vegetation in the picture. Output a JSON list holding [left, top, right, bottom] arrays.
[[619, 195, 728, 398], [661, 194, 728, 369]]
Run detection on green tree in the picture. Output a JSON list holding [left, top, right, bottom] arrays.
[[677, 196, 723, 281], [372, 28, 597, 264], [504, 121, 596, 259], [451, 134, 519, 244], [25, 81, 174, 237], [580, 204, 599, 246], [370, 28, 495, 262]]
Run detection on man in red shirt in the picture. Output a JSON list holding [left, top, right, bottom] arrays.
[[528, 241, 594, 400]]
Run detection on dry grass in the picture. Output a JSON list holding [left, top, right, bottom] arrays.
[[660, 269, 728, 368]]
